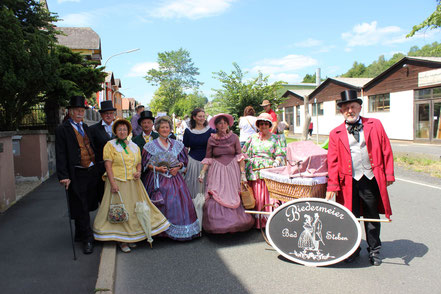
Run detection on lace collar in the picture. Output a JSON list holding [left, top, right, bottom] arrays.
[[109, 139, 138, 154], [188, 125, 211, 135]]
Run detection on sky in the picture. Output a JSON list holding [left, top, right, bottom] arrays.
[[48, 0, 441, 107]]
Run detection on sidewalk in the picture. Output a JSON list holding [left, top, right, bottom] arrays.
[[0, 175, 101, 294]]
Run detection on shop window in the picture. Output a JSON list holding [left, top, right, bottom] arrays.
[[368, 94, 390, 112]]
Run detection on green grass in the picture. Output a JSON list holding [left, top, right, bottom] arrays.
[[394, 155, 441, 178], [286, 137, 298, 144]]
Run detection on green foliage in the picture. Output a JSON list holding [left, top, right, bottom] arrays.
[[301, 73, 324, 83], [45, 45, 106, 107], [0, 0, 58, 130], [407, 1, 441, 38], [340, 42, 441, 78], [211, 62, 286, 122], [146, 48, 203, 116], [172, 91, 208, 117]]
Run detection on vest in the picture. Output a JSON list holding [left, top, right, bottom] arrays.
[[73, 127, 95, 168], [348, 129, 374, 181]]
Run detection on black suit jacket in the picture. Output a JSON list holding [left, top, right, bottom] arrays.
[[89, 120, 115, 174]]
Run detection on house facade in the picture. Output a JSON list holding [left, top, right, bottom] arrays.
[[279, 57, 441, 143]]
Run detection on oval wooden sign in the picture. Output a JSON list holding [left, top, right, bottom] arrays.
[[265, 198, 361, 267]]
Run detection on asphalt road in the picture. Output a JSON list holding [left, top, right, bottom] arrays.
[[114, 167, 441, 294]]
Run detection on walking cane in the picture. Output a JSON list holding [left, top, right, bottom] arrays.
[[64, 187, 77, 260]]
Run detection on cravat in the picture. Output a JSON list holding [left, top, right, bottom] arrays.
[[74, 122, 85, 137], [347, 120, 363, 142]]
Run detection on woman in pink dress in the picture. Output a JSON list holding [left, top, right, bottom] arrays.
[[199, 113, 254, 233]]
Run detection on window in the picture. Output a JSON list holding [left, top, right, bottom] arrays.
[[368, 93, 390, 112], [296, 106, 300, 127], [285, 107, 293, 127], [415, 87, 441, 100], [312, 102, 324, 116]]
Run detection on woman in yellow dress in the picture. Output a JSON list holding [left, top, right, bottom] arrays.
[[93, 119, 170, 253]]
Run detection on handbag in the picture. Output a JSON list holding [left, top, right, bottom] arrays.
[[240, 182, 255, 209], [108, 191, 129, 224]]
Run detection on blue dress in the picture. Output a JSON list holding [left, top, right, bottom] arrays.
[[141, 138, 200, 241], [183, 126, 215, 199]]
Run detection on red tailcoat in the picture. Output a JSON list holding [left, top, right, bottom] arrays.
[[327, 117, 394, 219]]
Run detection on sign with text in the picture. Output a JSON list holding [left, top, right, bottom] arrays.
[[266, 198, 361, 267], [418, 68, 441, 88]]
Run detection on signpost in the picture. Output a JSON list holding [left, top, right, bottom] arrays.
[[265, 198, 361, 267]]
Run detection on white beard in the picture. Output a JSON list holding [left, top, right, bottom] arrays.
[[345, 115, 360, 124]]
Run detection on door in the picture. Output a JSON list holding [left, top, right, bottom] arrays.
[[433, 99, 441, 143], [415, 100, 441, 143]]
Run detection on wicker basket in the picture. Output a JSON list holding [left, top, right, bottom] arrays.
[[263, 178, 327, 202]]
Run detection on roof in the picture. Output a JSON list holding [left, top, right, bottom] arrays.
[[364, 56, 441, 90], [282, 89, 314, 98], [115, 79, 121, 88], [331, 77, 373, 88], [105, 72, 114, 84], [309, 77, 371, 100], [56, 27, 101, 50]]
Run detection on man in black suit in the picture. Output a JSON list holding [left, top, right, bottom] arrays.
[[132, 110, 158, 150], [89, 100, 116, 202], [56, 96, 99, 254]]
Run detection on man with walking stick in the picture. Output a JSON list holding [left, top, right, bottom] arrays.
[[56, 96, 100, 255], [326, 90, 394, 266]]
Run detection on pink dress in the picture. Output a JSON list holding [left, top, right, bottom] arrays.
[[201, 132, 254, 233]]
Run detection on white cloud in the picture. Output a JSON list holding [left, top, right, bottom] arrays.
[[313, 45, 336, 54], [270, 73, 301, 83], [251, 54, 318, 74], [58, 12, 93, 26], [151, 0, 236, 20], [58, 0, 80, 3], [294, 38, 322, 48], [127, 62, 159, 77], [342, 21, 401, 47]]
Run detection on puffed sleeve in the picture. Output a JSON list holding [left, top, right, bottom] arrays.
[[103, 141, 114, 162]]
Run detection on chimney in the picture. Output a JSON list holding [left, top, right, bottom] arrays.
[[316, 68, 321, 87]]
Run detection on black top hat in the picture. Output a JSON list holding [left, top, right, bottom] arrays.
[[99, 100, 116, 113], [67, 96, 88, 109], [337, 90, 363, 106], [138, 110, 155, 125]]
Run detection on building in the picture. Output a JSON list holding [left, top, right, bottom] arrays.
[[122, 98, 136, 119], [281, 57, 441, 143], [56, 27, 102, 63]]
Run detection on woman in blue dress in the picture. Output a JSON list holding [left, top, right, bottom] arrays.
[[183, 108, 215, 199], [142, 116, 200, 241]]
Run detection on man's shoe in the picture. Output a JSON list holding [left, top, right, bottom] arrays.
[[344, 248, 361, 263], [83, 241, 94, 255], [369, 253, 382, 266]]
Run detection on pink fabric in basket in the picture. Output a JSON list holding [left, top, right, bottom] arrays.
[[283, 141, 328, 177]]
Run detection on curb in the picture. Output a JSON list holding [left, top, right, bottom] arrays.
[[95, 243, 117, 294]]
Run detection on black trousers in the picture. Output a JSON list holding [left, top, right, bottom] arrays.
[[352, 176, 382, 253], [70, 166, 99, 242]]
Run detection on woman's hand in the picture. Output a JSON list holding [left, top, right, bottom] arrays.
[[241, 172, 247, 183], [156, 166, 168, 173], [133, 171, 141, 180], [111, 182, 119, 193], [169, 166, 180, 176]]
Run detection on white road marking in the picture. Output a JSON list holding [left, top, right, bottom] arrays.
[[395, 177, 441, 190]]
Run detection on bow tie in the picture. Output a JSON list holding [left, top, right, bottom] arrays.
[[347, 121, 363, 142]]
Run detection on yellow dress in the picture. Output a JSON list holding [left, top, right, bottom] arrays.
[[93, 139, 169, 243]]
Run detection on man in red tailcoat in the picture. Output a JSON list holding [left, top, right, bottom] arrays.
[[326, 89, 395, 266]]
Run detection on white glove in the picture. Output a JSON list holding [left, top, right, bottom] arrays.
[[241, 172, 247, 182], [272, 160, 281, 167], [198, 170, 206, 180]]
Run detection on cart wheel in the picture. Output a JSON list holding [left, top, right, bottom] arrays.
[[260, 204, 277, 246]]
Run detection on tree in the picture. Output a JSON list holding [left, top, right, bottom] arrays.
[[211, 63, 285, 131], [301, 73, 324, 84], [341, 61, 367, 78], [0, 0, 58, 130], [407, 1, 441, 37], [145, 48, 202, 114], [172, 91, 208, 117], [44, 45, 106, 130]]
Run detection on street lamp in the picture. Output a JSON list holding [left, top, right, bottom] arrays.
[[103, 48, 140, 103], [104, 48, 140, 67]]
